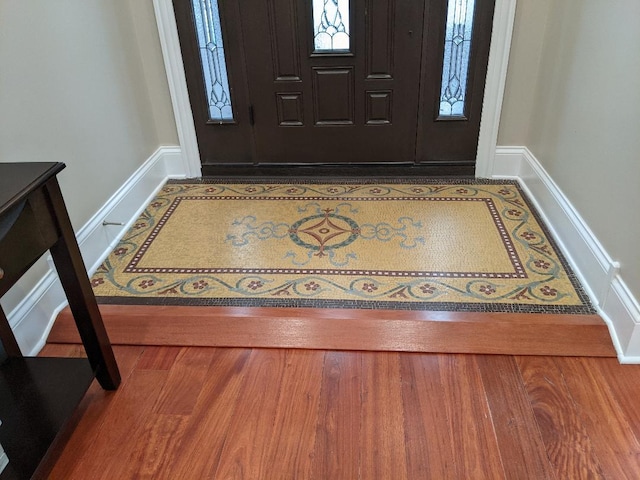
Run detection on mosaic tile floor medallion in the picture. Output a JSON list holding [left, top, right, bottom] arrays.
[[91, 179, 594, 314]]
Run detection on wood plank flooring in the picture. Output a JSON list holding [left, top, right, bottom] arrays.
[[43, 343, 640, 479], [48, 305, 616, 357]]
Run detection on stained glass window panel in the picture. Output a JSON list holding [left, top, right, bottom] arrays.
[[439, 0, 476, 117], [313, 0, 350, 52], [192, 0, 233, 122]]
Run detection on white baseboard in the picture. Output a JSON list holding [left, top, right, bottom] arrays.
[[5, 146, 186, 356], [493, 146, 640, 361], [73, 146, 185, 276], [603, 277, 640, 364]]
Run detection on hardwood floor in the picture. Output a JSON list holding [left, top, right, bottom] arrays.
[[43, 343, 640, 479], [48, 305, 616, 357]]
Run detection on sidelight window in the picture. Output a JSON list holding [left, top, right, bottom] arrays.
[[312, 0, 350, 52], [192, 0, 234, 122], [439, 0, 476, 118]]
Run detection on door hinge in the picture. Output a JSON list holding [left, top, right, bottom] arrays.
[[249, 105, 255, 126]]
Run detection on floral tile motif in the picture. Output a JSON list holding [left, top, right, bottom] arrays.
[[91, 179, 594, 314]]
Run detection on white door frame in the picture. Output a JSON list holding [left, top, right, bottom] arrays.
[[153, 0, 517, 178]]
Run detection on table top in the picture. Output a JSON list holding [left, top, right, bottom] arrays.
[[0, 163, 65, 218]]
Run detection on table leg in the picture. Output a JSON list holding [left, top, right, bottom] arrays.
[[0, 305, 22, 358], [45, 179, 120, 390]]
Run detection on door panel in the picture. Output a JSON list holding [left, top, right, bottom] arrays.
[[173, 0, 254, 165], [312, 67, 355, 125], [276, 93, 304, 125], [269, 0, 303, 82], [239, 0, 424, 164], [365, 0, 394, 78], [417, 0, 495, 164], [365, 90, 392, 124]]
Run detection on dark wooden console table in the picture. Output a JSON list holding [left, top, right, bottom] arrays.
[[0, 162, 120, 479]]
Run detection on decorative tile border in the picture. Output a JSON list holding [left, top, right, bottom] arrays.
[[96, 294, 595, 315]]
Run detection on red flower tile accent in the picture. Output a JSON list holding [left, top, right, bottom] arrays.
[[362, 283, 378, 293], [193, 280, 209, 290], [305, 281, 320, 291], [139, 279, 155, 289], [479, 285, 496, 295], [540, 286, 558, 297], [534, 260, 550, 269], [420, 284, 436, 294]]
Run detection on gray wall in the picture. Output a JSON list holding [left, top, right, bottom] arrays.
[[0, 0, 178, 311], [497, 0, 552, 144], [499, 0, 640, 301]]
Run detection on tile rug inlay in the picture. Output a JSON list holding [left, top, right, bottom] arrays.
[[91, 178, 594, 314]]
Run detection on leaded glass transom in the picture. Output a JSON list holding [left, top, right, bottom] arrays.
[[312, 0, 350, 52], [192, 0, 233, 122], [439, 0, 476, 117]]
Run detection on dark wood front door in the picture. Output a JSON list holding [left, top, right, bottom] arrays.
[[173, 0, 495, 173], [239, 0, 423, 165]]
